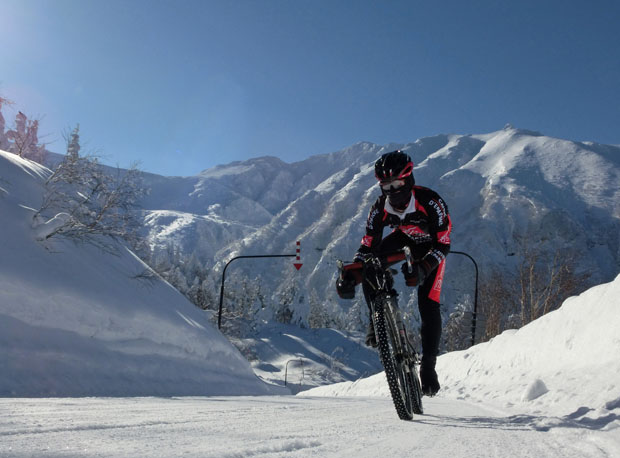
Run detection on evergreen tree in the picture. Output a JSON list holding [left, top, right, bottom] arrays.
[[308, 289, 327, 328], [275, 281, 298, 324], [67, 124, 80, 161]]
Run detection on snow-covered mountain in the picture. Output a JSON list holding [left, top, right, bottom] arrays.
[[0, 150, 284, 396], [140, 126, 620, 328]]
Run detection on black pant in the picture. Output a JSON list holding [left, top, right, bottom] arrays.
[[362, 230, 442, 365]]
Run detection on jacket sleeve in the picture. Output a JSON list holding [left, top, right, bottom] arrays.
[[355, 197, 386, 257], [421, 193, 451, 272]]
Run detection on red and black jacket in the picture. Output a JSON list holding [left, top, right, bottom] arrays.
[[356, 186, 452, 273]]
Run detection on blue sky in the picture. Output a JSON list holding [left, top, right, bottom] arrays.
[[1, 0, 619, 176]]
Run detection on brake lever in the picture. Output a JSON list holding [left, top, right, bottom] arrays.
[[403, 246, 414, 274], [336, 260, 344, 280]]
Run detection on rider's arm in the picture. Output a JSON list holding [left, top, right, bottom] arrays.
[[420, 193, 451, 272], [354, 197, 386, 258]]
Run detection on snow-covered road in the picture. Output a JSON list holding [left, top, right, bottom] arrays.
[[1, 396, 613, 457]]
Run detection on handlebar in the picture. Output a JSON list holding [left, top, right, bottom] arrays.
[[341, 252, 406, 272], [338, 247, 414, 284]]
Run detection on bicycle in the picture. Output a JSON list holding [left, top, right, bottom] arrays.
[[338, 246, 423, 420]]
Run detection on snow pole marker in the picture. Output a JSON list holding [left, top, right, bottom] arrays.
[[294, 240, 303, 271]]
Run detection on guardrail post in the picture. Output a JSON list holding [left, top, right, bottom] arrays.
[[284, 358, 304, 387], [218, 254, 297, 329], [450, 251, 479, 347]]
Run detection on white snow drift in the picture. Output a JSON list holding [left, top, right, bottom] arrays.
[[0, 149, 283, 396], [305, 273, 620, 431]]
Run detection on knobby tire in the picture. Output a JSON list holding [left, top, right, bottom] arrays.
[[374, 297, 423, 420]]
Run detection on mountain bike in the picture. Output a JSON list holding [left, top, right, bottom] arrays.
[[338, 246, 423, 420]]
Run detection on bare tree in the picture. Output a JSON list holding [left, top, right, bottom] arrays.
[[34, 132, 148, 252], [515, 234, 589, 324], [478, 269, 518, 342], [477, 230, 590, 343]]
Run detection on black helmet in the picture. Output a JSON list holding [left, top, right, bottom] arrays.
[[374, 150, 414, 183], [374, 151, 415, 210]]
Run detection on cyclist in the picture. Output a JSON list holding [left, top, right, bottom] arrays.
[[337, 150, 451, 396]]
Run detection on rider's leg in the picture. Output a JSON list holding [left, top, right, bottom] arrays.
[[418, 298, 441, 395], [418, 260, 446, 396]]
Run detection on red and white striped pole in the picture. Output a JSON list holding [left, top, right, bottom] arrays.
[[293, 240, 303, 271]]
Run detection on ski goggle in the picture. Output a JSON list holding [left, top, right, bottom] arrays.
[[380, 178, 406, 192]]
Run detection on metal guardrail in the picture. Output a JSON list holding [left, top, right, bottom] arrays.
[[284, 358, 305, 386], [218, 254, 296, 329], [450, 251, 479, 347]]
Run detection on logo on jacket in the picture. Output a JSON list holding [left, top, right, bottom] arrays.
[[428, 199, 446, 226]]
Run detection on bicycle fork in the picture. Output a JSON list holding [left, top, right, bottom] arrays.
[[385, 295, 420, 367]]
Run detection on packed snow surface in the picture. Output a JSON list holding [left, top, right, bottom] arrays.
[[2, 395, 615, 457]]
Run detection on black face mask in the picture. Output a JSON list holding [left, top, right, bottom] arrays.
[[386, 187, 412, 211]]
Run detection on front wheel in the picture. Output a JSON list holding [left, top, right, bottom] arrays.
[[374, 298, 423, 420]]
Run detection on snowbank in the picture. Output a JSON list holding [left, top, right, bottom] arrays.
[[0, 150, 284, 396], [304, 274, 620, 419], [438, 273, 620, 416]]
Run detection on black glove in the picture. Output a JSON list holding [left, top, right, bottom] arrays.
[[353, 251, 373, 263], [401, 260, 431, 287], [336, 270, 356, 299]]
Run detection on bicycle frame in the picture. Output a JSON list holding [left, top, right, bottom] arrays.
[[337, 246, 423, 419]]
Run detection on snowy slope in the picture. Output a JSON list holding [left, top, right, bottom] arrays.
[[233, 323, 383, 394], [0, 150, 284, 396], [304, 274, 620, 426]]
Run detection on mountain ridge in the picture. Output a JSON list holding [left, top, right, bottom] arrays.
[[135, 127, 620, 328]]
